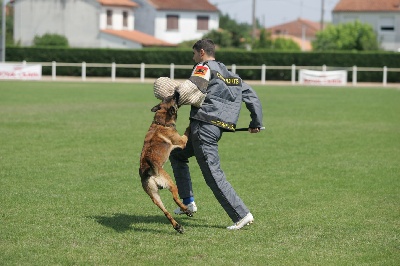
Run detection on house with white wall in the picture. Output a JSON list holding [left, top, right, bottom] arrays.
[[332, 0, 400, 51], [133, 0, 219, 44], [13, 0, 219, 48], [13, 0, 175, 48]]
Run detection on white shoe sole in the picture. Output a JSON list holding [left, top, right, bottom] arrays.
[[174, 202, 197, 215], [227, 213, 254, 230]]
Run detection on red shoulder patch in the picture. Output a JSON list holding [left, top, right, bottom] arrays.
[[193, 65, 208, 77]]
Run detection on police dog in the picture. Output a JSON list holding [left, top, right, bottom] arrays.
[[139, 91, 192, 233]]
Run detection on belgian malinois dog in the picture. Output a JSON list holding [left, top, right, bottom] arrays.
[[139, 91, 192, 233]]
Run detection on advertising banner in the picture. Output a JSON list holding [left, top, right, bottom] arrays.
[[0, 63, 42, 80], [299, 69, 347, 86]]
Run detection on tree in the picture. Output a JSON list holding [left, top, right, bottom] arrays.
[[312, 20, 380, 51], [252, 28, 300, 51], [178, 12, 265, 49], [33, 33, 69, 47], [178, 29, 233, 49], [218, 13, 252, 48], [202, 29, 233, 48], [253, 28, 272, 49], [273, 37, 301, 51]]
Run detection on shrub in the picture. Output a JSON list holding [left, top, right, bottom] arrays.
[[33, 33, 69, 47]]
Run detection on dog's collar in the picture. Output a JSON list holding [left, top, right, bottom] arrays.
[[152, 120, 176, 128]]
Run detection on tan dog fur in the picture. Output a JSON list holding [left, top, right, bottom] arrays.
[[139, 92, 192, 233]]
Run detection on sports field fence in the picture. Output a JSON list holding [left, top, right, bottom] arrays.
[[7, 60, 400, 86]]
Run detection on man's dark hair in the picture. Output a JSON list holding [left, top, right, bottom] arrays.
[[192, 39, 215, 57]]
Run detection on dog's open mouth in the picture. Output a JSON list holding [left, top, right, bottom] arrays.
[[173, 90, 180, 107]]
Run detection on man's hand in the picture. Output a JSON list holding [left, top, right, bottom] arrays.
[[248, 127, 260, 133], [184, 126, 191, 137]]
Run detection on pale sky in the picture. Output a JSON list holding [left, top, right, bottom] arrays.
[[208, 0, 341, 27]]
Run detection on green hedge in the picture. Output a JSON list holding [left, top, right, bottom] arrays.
[[6, 47, 400, 82]]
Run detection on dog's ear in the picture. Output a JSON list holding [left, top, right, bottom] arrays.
[[151, 104, 161, 112]]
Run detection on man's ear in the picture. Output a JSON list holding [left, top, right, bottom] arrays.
[[151, 104, 161, 112]]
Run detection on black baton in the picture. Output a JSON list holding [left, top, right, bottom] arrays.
[[233, 127, 265, 132]]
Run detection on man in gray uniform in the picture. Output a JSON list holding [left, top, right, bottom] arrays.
[[170, 39, 263, 230]]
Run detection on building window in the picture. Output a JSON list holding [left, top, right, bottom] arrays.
[[123, 11, 128, 28], [197, 16, 209, 31], [107, 10, 113, 27], [166, 15, 179, 30], [380, 17, 395, 32]]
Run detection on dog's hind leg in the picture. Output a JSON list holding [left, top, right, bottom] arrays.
[[171, 185, 193, 218], [158, 169, 193, 218], [143, 177, 185, 233]]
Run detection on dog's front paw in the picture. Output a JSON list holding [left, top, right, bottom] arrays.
[[179, 135, 188, 149], [174, 223, 184, 234]]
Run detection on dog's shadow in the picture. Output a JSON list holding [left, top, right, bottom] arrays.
[[89, 213, 167, 233], [89, 213, 224, 233]]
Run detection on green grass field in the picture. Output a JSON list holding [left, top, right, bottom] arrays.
[[0, 81, 399, 265]]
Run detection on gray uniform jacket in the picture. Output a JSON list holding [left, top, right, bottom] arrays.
[[189, 60, 263, 131]]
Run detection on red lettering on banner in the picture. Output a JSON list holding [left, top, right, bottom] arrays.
[[0, 64, 42, 80], [300, 70, 347, 86]]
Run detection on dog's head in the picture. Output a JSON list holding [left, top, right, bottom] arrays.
[[151, 91, 180, 121]]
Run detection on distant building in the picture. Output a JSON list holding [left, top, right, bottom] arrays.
[[332, 0, 400, 51], [12, 0, 219, 48], [266, 18, 322, 51], [133, 0, 219, 44]]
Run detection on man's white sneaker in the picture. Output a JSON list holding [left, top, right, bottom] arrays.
[[227, 213, 254, 230], [174, 202, 197, 215]]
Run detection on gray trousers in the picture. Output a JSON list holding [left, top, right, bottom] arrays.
[[169, 119, 249, 223]]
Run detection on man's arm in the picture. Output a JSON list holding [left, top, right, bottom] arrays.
[[241, 82, 263, 130]]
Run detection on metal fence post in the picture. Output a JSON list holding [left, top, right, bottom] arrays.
[[140, 63, 145, 82], [322, 64, 326, 72], [352, 66, 357, 86], [261, 64, 266, 84], [111, 62, 116, 82], [291, 64, 296, 84], [52, 61, 56, 80], [383, 66, 387, 86], [170, 63, 174, 80], [231, 64, 236, 74], [82, 62, 86, 81]]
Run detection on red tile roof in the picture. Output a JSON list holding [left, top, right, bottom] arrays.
[[147, 0, 218, 12], [333, 0, 400, 12], [267, 18, 322, 39], [98, 0, 138, 8], [101, 29, 176, 47]]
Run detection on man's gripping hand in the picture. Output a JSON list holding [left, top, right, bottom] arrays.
[[248, 127, 261, 133]]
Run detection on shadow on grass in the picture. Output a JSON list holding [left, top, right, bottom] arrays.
[[89, 213, 225, 233], [90, 213, 165, 233]]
